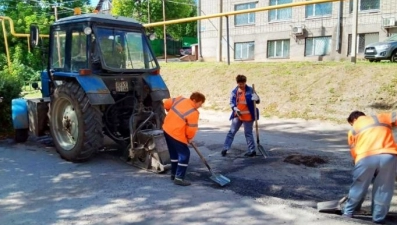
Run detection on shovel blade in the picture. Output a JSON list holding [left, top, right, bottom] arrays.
[[317, 200, 342, 213], [317, 196, 348, 213], [257, 145, 270, 158], [210, 174, 231, 187]]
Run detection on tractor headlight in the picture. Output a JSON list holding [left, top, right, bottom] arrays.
[[84, 27, 92, 35]]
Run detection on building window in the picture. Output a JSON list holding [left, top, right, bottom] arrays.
[[347, 33, 379, 55], [305, 36, 332, 56], [269, 0, 292, 22], [306, 2, 332, 18], [235, 42, 255, 60], [349, 0, 380, 12], [268, 39, 290, 58], [235, 3, 256, 26]]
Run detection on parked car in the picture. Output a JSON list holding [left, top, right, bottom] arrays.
[[364, 34, 397, 62], [179, 47, 192, 56]]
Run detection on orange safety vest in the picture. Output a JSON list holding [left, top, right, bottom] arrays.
[[162, 96, 199, 144], [236, 90, 252, 121], [348, 113, 397, 164]]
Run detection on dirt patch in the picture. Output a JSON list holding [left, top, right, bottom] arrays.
[[283, 154, 328, 167]]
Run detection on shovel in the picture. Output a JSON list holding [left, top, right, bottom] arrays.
[[317, 195, 348, 213], [252, 84, 270, 158], [190, 143, 231, 187]]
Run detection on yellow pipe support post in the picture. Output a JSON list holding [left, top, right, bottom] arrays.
[[27, 36, 30, 52], [1, 19, 11, 68], [144, 0, 345, 28]]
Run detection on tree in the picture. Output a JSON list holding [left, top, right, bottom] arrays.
[[0, 0, 94, 132], [112, 0, 197, 40], [0, 0, 93, 71]]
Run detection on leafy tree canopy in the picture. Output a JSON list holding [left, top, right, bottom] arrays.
[[112, 0, 197, 40], [0, 0, 93, 71]]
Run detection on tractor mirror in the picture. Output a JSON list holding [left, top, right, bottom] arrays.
[[30, 24, 39, 48], [32, 82, 39, 90]]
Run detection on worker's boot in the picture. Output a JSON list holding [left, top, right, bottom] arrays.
[[170, 174, 175, 180], [244, 151, 256, 157], [174, 178, 191, 186]]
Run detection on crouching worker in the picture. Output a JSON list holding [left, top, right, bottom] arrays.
[[342, 111, 397, 224], [162, 92, 206, 186]]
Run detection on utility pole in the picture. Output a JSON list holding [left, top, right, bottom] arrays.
[[163, 0, 167, 63], [351, 0, 358, 64], [217, 0, 222, 62], [52, 3, 59, 21], [148, 0, 150, 23], [53, 3, 61, 66], [197, 0, 202, 59]]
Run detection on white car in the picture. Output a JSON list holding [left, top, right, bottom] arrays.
[[179, 47, 192, 56]]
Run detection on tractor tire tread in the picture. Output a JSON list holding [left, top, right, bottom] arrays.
[[50, 82, 103, 162]]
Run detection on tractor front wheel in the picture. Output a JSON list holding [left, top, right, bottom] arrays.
[[49, 82, 103, 162]]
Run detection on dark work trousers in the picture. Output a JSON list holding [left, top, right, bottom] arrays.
[[164, 131, 190, 179], [343, 154, 397, 222]]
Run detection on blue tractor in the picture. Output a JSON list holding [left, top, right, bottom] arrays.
[[11, 14, 171, 172]]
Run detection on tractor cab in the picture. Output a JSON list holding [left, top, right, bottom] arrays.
[[46, 14, 159, 75]]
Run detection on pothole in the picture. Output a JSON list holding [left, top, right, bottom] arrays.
[[283, 154, 328, 167]]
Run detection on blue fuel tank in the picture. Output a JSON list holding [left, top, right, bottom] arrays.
[[11, 98, 29, 129]]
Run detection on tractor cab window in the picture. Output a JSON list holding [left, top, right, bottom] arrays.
[[51, 30, 66, 70], [71, 30, 88, 72], [94, 27, 158, 71]]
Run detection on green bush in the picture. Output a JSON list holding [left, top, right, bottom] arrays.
[[0, 64, 25, 132]]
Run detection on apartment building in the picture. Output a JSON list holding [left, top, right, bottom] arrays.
[[199, 0, 397, 62]]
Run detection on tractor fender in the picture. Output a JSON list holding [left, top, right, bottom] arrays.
[[75, 75, 115, 105], [143, 74, 170, 101], [12, 98, 29, 129]]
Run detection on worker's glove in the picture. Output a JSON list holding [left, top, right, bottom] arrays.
[[251, 93, 259, 101], [233, 107, 242, 117], [187, 138, 194, 144]]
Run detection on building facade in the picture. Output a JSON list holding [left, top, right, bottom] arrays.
[[199, 0, 397, 62]]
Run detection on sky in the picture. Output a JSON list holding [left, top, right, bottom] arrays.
[[90, 0, 99, 7]]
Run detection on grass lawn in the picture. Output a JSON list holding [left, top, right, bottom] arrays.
[[160, 60, 397, 123]]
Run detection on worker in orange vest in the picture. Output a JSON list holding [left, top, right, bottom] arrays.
[[342, 111, 397, 224], [162, 92, 206, 186], [221, 74, 260, 157]]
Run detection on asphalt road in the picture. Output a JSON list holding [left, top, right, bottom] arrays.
[[1, 110, 396, 225]]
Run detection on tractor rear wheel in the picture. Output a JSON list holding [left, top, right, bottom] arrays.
[[49, 81, 103, 162]]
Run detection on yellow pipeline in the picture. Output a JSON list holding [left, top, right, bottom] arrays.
[[0, 16, 49, 67], [0, 16, 49, 38], [144, 0, 345, 27], [1, 20, 11, 67]]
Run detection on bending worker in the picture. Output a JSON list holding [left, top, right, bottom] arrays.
[[221, 74, 260, 157], [342, 110, 397, 224], [162, 92, 206, 186]]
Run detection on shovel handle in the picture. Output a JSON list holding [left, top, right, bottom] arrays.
[[252, 84, 260, 144], [190, 142, 213, 172]]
